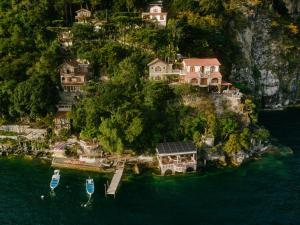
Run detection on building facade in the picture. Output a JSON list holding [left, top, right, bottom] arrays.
[[58, 30, 73, 48], [60, 59, 91, 93], [75, 9, 92, 23], [54, 112, 71, 132], [142, 4, 168, 26], [156, 141, 197, 175], [148, 58, 223, 91]]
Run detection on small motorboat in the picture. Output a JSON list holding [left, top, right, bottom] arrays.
[[50, 170, 60, 191], [86, 178, 94, 196]]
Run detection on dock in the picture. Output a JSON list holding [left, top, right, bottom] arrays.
[[106, 161, 125, 198]]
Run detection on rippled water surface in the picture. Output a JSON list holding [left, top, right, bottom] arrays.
[[0, 108, 299, 225]]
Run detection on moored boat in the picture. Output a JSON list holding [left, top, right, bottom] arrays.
[[50, 169, 60, 190], [86, 178, 94, 196]]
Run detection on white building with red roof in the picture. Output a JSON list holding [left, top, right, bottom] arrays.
[[142, 3, 168, 26], [148, 57, 224, 92]]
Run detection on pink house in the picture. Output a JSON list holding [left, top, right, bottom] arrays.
[[148, 58, 223, 91]]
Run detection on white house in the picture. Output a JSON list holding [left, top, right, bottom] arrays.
[[142, 4, 168, 26]]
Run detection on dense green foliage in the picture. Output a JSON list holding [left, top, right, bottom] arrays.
[[0, 0, 285, 154]]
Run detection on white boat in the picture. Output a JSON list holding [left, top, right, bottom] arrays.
[[50, 170, 60, 190], [86, 178, 94, 196]]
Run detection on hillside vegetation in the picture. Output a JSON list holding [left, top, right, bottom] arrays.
[[0, 0, 295, 156]]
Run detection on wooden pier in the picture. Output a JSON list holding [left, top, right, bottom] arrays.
[[105, 161, 125, 198]]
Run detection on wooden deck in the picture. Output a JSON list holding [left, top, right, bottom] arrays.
[[106, 161, 125, 197]]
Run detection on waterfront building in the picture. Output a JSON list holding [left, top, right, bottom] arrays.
[[142, 3, 168, 26], [148, 57, 223, 92], [156, 141, 197, 175]]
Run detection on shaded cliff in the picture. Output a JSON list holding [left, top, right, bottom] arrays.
[[229, 0, 300, 107]]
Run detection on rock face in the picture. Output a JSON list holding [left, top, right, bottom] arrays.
[[230, 2, 300, 107]]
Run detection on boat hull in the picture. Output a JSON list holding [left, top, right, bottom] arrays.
[[86, 179, 94, 196]]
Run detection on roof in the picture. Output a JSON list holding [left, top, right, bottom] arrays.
[[64, 60, 79, 67], [183, 58, 221, 66], [63, 59, 90, 68], [147, 58, 167, 66], [143, 12, 167, 16], [156, 141, 197, 155], [75, 8, 91, 13]]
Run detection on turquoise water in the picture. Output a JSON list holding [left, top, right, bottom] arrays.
[[0, 108, 300, 225]]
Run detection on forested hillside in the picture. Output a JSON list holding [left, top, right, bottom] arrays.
[[0, 0, 297, 155]]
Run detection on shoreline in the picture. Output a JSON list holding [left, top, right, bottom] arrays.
[[0, 144, 293, 175]]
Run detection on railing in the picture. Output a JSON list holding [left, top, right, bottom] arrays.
[[160, 161, 196, 170]]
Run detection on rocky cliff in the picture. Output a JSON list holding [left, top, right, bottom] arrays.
[[230, 1, 300, 108]]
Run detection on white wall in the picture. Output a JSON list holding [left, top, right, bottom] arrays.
[[150, 5, 162, 13]]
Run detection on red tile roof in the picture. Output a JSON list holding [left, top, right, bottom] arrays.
[[147, 58, 167, 66], [183, 58, 221, 66]]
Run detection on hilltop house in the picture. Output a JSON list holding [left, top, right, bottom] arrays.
[[156, 141, 197, 175], [60, 59, 91, 93], [75, 8, 92, 23], [142, 3, 168, 26], [148, 58, 223, 92]]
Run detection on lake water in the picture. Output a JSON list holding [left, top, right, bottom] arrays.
[[0, 108, 300, 225]]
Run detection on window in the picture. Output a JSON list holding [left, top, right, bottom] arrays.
[[190, 78, 198, 84], [155, 66, 162, 72], [160, 15, 164, 20], [211, 66, 216, 73], [211, 78, 219, 84], [200, 66, 204, 73], [190, 66, 195, 72]]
